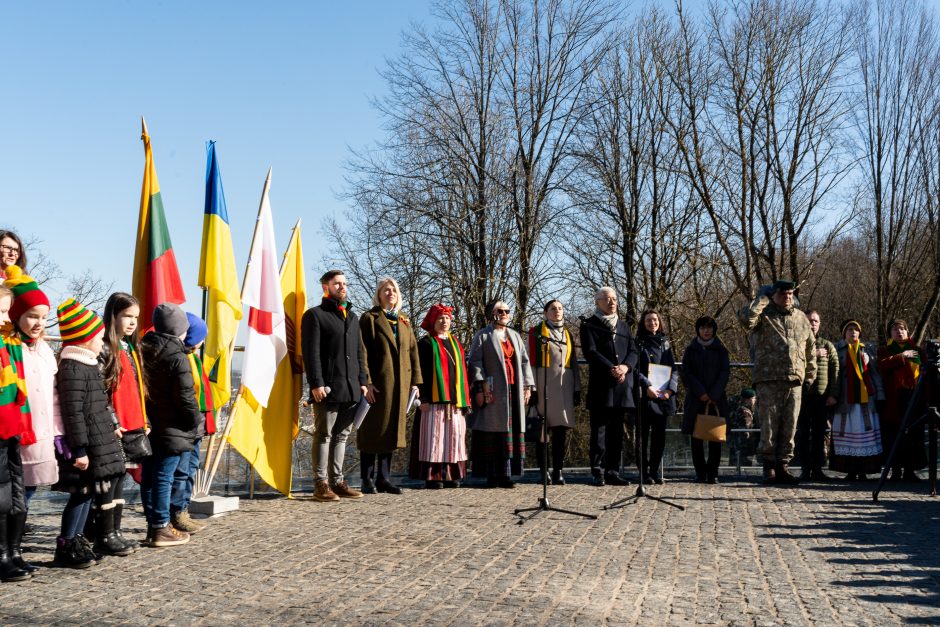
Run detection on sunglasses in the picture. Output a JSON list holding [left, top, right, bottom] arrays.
[[494, 308, 510, 314]]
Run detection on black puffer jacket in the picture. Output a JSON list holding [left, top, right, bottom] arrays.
[[140, 331, 201, 455], [55, 351, 124, 485]]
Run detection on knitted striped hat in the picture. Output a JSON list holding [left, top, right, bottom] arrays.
[[3, 265, 50, 322], [57, 297, 104, 346]]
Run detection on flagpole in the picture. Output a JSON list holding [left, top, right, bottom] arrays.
[[199, 216, 301, 497], [199, 168, 274, 496]]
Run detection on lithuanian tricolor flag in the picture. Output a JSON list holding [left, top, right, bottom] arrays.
[[133, 117, 185, 331]]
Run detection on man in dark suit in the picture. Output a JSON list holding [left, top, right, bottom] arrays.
[[579, 287, 638, 486], [301, 269, 371, 502]]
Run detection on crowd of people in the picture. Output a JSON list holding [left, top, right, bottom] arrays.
[[0, 228, 933, 584]]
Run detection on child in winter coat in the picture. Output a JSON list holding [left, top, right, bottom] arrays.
[[0, 285, 30, 582], [139, 303, 203, 548], [53, 298, 127, 568], [3, 266, 61, 577], [97, 292, 149, 553], [168, 313, 216, 534]]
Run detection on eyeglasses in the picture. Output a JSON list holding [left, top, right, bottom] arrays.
[[495, 308, 510, 314], [0, 245, 19, 255]]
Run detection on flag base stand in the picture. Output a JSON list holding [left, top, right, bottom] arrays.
[[189, 494, 240, 517]]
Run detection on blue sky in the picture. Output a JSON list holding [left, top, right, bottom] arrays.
[[0, 2, 435, 311]]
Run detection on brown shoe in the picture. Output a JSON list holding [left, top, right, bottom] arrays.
[[172, 510, 207, 534], [331, 480, 363, 499], [313, 480, 340, 502], [149, 525, 190, 547]]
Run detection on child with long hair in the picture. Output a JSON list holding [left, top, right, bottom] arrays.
[[3, 266, 59, 575], [53, 298, 127, 567], [98, 292, 149, 552], [0, 285, 31, 582]]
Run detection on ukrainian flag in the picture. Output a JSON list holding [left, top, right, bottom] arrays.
[[198, 141, 243, 407]]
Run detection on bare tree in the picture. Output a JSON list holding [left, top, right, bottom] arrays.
[[855, 0, 940, 342]]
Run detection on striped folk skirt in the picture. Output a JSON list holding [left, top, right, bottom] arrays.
[[408, 404, 468, 482], [830, 400, 883, 474]]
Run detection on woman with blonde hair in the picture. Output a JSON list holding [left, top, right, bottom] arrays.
[[358, 278, 422, 494]]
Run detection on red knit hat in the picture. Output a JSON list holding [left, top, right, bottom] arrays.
[[420, 303, 454, 332], [3, 265, 50, 322]]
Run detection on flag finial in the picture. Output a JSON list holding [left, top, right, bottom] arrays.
[[141, 116, 149, 137]]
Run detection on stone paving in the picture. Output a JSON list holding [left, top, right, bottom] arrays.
[[2, 473, 939, 626]]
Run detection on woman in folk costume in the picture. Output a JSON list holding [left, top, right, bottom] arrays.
[[358, 278, 422, 495], [830, 320, 884, 481], [467, 300, 535, 488], [877, 319, 925, 481], [0, 285, 32, 582], [3, 266, 61, 574], [409, 304, 471, 489], [527, 299, 580, 486]]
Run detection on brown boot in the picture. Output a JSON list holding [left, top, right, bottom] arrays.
[[763, 463, 776, 484], [313, 480, 340, 502], [172, 510, 207, 534], [149, 525, 190, 547], [331, 480, 363, 499], [776, 462, 800, 485]]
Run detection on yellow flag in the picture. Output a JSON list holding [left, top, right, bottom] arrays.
[[198, 141, 243, 407], [226, 222, 306, 495]]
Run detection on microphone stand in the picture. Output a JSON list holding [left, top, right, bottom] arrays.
[[603, 341, 685, 512], [515, 332, 597, 524]]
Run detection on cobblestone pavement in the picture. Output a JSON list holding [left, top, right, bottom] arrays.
[[2, 473, 939, 626]]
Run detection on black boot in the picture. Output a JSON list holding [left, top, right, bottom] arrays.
[[93, 506, 131, 557], [53, 536, 94, 569], [0, 516, 29, 582], [112, 502, 136, 552], [7, 512, 37, 574]]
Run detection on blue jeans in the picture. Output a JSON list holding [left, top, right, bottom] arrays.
[[170, 438, 200, 515], [140, 451, 183, 528]]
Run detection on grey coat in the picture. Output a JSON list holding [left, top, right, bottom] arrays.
[[467, 325, 535, 433]]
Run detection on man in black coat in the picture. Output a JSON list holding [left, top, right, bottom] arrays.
[[301, 270, 370, 502], [579, 287, 638, 486]]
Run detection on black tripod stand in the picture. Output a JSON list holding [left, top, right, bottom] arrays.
[[604, 381, 685, 511], [515, 334, 597, 525], [873, 352, 940, 502]]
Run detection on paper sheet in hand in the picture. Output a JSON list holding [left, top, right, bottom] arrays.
[[648, 364, 672, 391], [406, 388, 420, 414], [352, 395, 372, 429]]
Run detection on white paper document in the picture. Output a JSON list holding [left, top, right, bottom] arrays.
[[352, 395, 372, 429], [648, 364, 673, 391]]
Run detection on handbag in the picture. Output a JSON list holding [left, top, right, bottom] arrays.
[[693, 402, 727, 442], [120, 428, 152, 462]]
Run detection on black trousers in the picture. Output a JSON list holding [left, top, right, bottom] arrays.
[[360, 452, 393, 483], [637, 410, 667, 480], [691, 437, 721, 480], [796, 392, 830, 473], [0, 437, 26, 516], [590, 408, 626, 476], [535, 427, 568, 473]]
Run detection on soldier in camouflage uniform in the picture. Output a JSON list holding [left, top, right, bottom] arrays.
[[727, 388, 758, 466], [737, 280, 817, 484]]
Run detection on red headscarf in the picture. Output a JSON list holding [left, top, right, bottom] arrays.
[[420, 303, 454, 332]]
